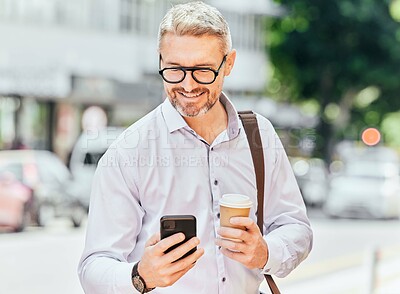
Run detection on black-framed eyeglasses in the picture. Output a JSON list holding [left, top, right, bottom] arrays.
[[158, 55, 227, 85]]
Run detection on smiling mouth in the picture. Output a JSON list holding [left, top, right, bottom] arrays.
[[178, 91, 205, 98]]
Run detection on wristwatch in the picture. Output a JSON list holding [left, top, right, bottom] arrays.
[[131, 261, 155, 293]]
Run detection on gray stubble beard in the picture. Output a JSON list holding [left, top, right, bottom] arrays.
[[169, 88, 219, 117]]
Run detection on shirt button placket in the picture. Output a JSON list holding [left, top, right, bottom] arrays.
[[210, 147, 226, 293]]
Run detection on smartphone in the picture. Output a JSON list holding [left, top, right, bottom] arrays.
[[160, 215, 197, 261]]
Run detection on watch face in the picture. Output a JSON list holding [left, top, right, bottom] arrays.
[[133, 276, 145, 292]]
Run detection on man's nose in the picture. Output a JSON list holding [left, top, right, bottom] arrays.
[[180, 71, 199, 92]]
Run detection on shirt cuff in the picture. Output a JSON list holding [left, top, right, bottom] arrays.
[[260, 235, 285, 275], [115, 261, 138, 293]]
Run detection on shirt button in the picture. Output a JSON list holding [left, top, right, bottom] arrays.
[[222, 277, 226, 282], [214, 180, 218, 185]]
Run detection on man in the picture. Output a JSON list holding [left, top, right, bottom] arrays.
[[78, 2, 313, 293]]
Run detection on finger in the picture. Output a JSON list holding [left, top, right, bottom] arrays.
[[218, 227, 249, 242], [168, 247, 204, 273], [215, 237, 246, 253], [145, 232, 161, 247], [157, 261, 197, 288], [154, 233, 186, 255], [165, 262, 197, 286], [220, 247, 247, 263], [163, 237, 200, 264], [230, 217, 258, 232]]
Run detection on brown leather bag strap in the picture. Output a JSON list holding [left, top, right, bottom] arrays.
[[238, 110, 281, 294], [238, 111, 265, 230]]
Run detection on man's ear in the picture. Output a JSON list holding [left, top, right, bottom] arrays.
[[224, 49, 236, 77]]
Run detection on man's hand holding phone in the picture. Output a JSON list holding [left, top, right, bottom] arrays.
[[137, 216, 204, 289]]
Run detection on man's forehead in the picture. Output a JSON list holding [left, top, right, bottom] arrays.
[[160, 33, 221, 51], [160, 34, 223, 65]]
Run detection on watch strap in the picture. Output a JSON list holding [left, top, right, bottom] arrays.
[[132, 261, 155, 293]]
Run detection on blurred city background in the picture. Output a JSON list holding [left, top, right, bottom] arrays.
[[0, 0, 400, 293]]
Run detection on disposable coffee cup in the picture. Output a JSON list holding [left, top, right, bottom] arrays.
[[219, 194, 253, 230]]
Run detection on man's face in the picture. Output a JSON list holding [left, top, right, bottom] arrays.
[[159, 33, 235, 117]]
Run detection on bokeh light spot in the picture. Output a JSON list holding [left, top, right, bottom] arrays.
[[361, 128, 381, 146]]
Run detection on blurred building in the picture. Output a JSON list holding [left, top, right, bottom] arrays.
[[0, 0, 283, 160]]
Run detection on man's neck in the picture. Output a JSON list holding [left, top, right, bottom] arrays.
[[184, 101, 228, 144]]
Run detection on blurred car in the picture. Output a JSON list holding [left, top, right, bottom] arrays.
[[323, 161, 400, 219], [290, 157, 330, 207], [0, 170, 33, 232], [69, 127, 124, 209], [0, 150, 87, 228]]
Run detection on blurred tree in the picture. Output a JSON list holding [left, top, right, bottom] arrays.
[[267, 0, 400, 159]]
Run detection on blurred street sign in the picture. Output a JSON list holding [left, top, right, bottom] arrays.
[[0, 68, 71, 98], [69, 76, 162, 107], [70, 77, 115, 103], [209, 0, 286, 16]]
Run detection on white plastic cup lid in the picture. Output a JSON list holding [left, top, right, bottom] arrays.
[[219, 194, 253, 208]]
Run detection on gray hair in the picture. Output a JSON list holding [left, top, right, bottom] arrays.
[[158, 1, 232, 54]]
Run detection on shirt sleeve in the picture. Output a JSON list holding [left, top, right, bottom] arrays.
[[259, 124, 313, 278], [77, 145, 144, 294]]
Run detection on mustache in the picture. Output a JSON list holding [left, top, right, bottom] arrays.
[[171, 87, 209, 95]]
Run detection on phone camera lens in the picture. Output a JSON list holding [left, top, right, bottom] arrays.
[[163, 220, 175, 230]]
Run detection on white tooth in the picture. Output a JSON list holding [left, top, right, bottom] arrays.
[[180, 92, 203, 98]]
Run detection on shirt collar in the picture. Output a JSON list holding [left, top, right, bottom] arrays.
[[161, 92, 241, 139], [161, 98, 188, 133], [220, 92, 240, 140]]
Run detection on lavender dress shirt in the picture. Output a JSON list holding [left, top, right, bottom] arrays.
[[78, 93, 313, 294]]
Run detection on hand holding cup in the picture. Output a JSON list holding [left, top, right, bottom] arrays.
[[217, 195, 269, 269]]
